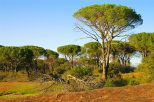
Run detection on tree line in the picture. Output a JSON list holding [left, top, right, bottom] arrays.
[[0, 32, 154, 81]]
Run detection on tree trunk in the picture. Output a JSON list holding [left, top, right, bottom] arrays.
[[71, 55, 74, 68], [102, 65, 108, 80], [142, 50, 148, 58], [102, 39, 107, 80], [102, 40, 111, 80]]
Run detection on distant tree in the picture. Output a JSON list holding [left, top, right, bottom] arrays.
[[82, 42, 101, 67], [0, 47, 33, 72], [22, 46, 46, 60], [73, 4, 143, 80], [129, 32, 154, 58], [57, 45, 81, 68], [21, 46, 46, 73], [42, 50, 59, 74], [45, 49, 59, 59], [111, 41, 135, 66], [137, 52, 154, 82]]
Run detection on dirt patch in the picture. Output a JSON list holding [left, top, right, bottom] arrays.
[[0, 83, 154, 102]]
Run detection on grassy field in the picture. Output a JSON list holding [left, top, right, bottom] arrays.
[[0, 81, 66, 100], [0, 82, 41, 99], [0, 72, 153, 100]]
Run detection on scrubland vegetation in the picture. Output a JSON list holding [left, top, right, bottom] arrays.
[[0, 4, 154, 100]]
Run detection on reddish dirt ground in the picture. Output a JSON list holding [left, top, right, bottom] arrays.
[[0, 83, 154, 102]]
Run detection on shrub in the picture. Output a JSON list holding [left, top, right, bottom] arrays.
[[53, 67, 66, 75], [136, 54, 154, 83], [104, 79, 116, 87], [0, 91, 4, 96], [53, 63, 70, 75], [108, 62, 135, 78], [69, 66, 93, 78], [120, 66, 134, 73], [0, 75, 6, 81], [127, 79, 139, 86], [104, 78, 128, 87], [108, 62, 122, 78], [98, 69, 103, 73]]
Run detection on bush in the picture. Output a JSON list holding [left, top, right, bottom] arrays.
[[127, 78, 139, 86], [53, 63, 70, 75], [104, 79, 116, 87], [104, 78, 128, 87], [120, 66, 134, 73], [53, 67, 66, 75], [0, 75, 6, 81], [136, 54, 154, 83], [108, 62, 122, 78], [69, 66, 93, 78], [108, 62, 135, 78]]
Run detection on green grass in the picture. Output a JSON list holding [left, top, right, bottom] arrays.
[[0, 82, 42, 99], [0, 81, 65, 100], [7, 84, 36, 94], [0, 93, 39, 99]]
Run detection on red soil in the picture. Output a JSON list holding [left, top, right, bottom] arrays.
[[0, 83, 154, 102]]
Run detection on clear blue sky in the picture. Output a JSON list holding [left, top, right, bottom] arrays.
[[0, 0, 154, 52]]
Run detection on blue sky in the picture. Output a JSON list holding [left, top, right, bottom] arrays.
[[0, 0, 154, 54], [1, 0, 153, 66]]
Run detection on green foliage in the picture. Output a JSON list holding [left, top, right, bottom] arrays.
[[74, 4, 142, 80], [0, 91, 4, 96], [73, 4, 142, 34], [0, 47, 33, 72], [108, 62, 121, 78], [104, 78, 128, 87], [22, 46, 46, 59], [45, 49, 59, 59], [136, 53, 154, 82], [55, 58, 68, 65], [104, 79, 116, 87], [81, 42, 101, 67], [108, 62, 134, 78], [69, 66, 93, 78], [57, 44, 81, 68], [53, 67, 66, 75], [127, 78, 139, 86], [111, 41, 135, 66], [0, 45, 3, 47], [82, 42, 101, 57], [129, 32, 154, 57], [57, 45, 81, 57]]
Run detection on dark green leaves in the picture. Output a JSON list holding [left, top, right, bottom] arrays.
[[73, 4, 142, 34], [129, 32, 154, 57], [57, 45, 81, 57]]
